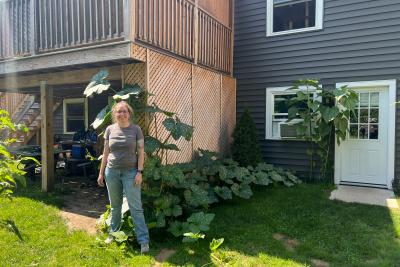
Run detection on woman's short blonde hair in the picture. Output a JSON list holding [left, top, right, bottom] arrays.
[[111, 101, 134, 123]]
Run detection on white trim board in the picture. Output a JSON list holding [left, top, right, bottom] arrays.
[[334, 80, 396, 189]]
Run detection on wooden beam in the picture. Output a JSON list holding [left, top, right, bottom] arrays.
[[40, 81, 54, 192], [0, 42, 131, 76], [0, 66, 122, 91]]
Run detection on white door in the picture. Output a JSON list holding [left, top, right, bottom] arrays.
[[337, 89, 388, 186]]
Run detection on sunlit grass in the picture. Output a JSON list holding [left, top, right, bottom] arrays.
[[1, 184, 399, 266]]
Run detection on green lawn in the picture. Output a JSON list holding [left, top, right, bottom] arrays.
[[1, 184, 399, 266]]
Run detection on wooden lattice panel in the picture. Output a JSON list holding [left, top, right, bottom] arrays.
[[123, 63, 146, 127], [220, 75, 236, 156], [123, 63, 146, 88], [192, 66, 221, 153], [131, 44, 147, 62], [148, 51, 193, 163]]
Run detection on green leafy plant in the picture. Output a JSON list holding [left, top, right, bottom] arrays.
[[210, 238, 224, 251], [231, 107, 263, 167], [287, 79, 358, 180], [0, 109, 34, 198], [84, 70, 193, 163], [89, 70, 302, 247]]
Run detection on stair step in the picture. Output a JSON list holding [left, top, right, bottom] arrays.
[[31, 103, 40, 109]]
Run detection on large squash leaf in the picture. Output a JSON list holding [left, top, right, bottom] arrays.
[[113, 84, 142, 100], [84, 69, 110, 97], [91, 105, 112, 129]]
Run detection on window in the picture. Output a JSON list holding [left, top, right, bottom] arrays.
[[349, 92, 379, 140], [266, 0, 324, 36], [63, 98, 88, 134], [266, 86, 317, 139]]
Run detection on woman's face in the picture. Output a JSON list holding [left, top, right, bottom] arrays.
[[114, 104, 130, 123]]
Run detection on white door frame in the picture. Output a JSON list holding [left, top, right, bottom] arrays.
[[334, 80, 396, 189]]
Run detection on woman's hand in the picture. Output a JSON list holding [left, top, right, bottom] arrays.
[[97, 174, 105, 187], [135, 172, 143, 186]]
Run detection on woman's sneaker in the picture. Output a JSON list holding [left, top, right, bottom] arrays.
[[140, 243, 150, 253], [104, 234, 114, 245]]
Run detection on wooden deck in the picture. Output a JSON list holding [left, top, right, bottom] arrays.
[[0, 0, 233, 75]]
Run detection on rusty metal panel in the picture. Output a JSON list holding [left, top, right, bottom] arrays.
[[192, 65, 221, 154], [220, 75, 236, 156], [148, 50, 193, 163]]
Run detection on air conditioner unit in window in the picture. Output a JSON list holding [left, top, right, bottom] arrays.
[[279, 121, 299, 139]]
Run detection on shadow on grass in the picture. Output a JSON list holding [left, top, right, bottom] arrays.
[[14, 172, 108, 218], [161, 184, 400, 266]]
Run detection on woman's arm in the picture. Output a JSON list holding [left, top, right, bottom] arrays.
[[97, 140, 110, 187], [135, 140, 145, 186]]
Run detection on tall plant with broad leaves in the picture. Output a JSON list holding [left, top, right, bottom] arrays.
[[0, 109, 32, 198], [83, 69, 194, 163], [286, 79, 358, 180], [87, 70, 302, 249]]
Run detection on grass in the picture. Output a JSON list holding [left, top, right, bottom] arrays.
[[1, 184, 399, 266]]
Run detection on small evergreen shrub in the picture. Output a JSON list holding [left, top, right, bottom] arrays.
[[231, 107, 262, 167], [392, 178, 400, 195]]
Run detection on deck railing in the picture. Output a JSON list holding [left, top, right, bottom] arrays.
[[135, 0, 195, 60], [0, 0, 32, 59], [198, 9, 232, 73], [37, 0, 125, 52], [0, 0, 127, 59], [0, 0, 233, 74]]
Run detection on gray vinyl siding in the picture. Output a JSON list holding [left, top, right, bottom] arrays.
[[234, 0, 400, 179]]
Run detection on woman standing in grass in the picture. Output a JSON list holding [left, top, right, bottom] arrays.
[[97, 101, 150, 253]]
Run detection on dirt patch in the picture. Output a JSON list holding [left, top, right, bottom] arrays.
[[311, 259, 330, 267], [59, 176, 109, 234], [153, 249, 176, 267], [272, 233, 300, 252]]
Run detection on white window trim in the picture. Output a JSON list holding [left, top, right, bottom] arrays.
[[265, 86, 318, 140], [334, 80, 396, 189], [266, 0, 324, 37], [63, 98, 88, 134]]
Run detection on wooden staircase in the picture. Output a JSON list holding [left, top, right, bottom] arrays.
[[10, 95, 60, 145]]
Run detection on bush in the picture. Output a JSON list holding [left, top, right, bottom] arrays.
[[231, 107, 262, 167]]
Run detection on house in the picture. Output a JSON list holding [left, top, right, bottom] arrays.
[[0, 0, 236, 191], [234, 0, 399, 189]]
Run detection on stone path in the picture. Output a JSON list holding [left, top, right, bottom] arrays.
[[330, 185, 399, 209]]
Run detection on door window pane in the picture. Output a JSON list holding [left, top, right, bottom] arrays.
[[370, 93, 379, 107], [369, 124, 379, 139], [349, 124, 358, 139], [359, 109, 368, 123], [350, 109, 359, 123], [369, 109, 379, 123], [359, 124, 368, 139], [359, 93, 369, 107]]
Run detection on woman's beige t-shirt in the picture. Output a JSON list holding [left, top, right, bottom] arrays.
[[104, 123, 144, 169]]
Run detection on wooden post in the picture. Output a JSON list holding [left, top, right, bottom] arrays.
[[40, 81, 54, 192], [123, 0, 136, 41]]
